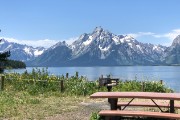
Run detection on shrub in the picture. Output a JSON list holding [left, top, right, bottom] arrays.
[[3, 68, 173, 96], [90, 112, 101, 120]]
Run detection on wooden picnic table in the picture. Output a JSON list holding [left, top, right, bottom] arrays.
[[90, 92, 180, 113], [90, 92, 180, 119]]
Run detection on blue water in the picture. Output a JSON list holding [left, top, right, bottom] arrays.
[[5, 66, 180, 92]]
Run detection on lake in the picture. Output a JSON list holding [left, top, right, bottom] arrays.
[[5, 66, 180, 92]]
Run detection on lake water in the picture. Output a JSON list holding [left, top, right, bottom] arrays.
[[5, 66, 180, 92]]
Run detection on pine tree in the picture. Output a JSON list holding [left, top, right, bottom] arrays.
[[0, 30, 11, 73]]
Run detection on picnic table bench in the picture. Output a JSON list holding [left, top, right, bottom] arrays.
[[90, 92, 180, 120], [99, 110, 180, 119]]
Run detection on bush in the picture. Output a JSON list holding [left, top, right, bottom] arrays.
[[3, 68, 173, 96], [90, 112, 101, 120]]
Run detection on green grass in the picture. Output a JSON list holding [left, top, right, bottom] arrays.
[[0, 91, 86, 119]]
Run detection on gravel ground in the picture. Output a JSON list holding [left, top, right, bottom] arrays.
[[45, 99, 108, 120], [45, 99, 180, 120]]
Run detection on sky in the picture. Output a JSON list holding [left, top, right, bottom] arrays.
[[0, 0, 180, 48]]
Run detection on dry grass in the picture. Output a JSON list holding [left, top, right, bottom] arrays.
[[0, 91, 99, 120]]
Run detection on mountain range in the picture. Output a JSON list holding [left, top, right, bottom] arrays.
[[0, 39, 45, 61], [1, 27, 180, 66]]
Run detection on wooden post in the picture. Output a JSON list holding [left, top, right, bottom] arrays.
[[62, 75, 64, 79], [0, 76, 5, 91], [60, 80, 64, 92], [66, 73, 69, 79], [75, 72, 78, 78], [141, 81, 145, 92], [160, 80, 163, 84]]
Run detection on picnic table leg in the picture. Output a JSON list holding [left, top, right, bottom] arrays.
[[108, 98, 119, 120], [108, 98, 118, 110], [107, 86, 112, 92], [170, 100, 174, 113]]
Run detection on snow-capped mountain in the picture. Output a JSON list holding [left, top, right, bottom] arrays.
[[163, 35, 180, 64], [69, 27, 166, 65], [28, 27, 167, 66], [0, 39, 46, 61], [27, 41, 72, 66]]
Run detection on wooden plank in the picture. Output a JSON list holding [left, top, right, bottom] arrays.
[[117, 102, 180, 109], [99, 110, 180, 119], [90, 92, 180, 100]]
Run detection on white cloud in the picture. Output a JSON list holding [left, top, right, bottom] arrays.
[[64, 37, 78, 45], [0, 37, 78, 48], [0, 37, 58, 48], [127, 29, 180, 40], [127, 32, 155, 38], [125, 29, 180, 46], [152, 29, 180, 46], [153, 29, 180, 40]]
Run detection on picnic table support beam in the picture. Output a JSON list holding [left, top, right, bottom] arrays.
[[151, 99, 164, 112], [107, 86, 112, 92], [108, 98, 119, 120], [170, 100, 174, 113], [108, 98, 118, 110], [122, 98, 134, 110]]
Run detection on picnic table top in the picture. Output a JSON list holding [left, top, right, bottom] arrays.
[[90, 92, 180, 100]]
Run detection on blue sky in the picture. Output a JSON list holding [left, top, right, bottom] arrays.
[[0, 0, 180, 48]]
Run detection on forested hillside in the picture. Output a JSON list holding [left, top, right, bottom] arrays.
[[5, 60, 26, 68]]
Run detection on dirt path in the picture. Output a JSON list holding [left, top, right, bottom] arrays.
[[45, 99, 109, 120], [45, 98, 180, 120]]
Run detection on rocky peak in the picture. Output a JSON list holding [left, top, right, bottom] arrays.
[[78, 33, 89, 41], [49, 41, 69, 50], [0, 38, 6, 41], [92, 26, 111, 37], [172, 35, 180, 46], [93, 26, 103, 33]]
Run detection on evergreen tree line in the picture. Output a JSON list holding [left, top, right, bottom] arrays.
[[4, 59, 26, 69]]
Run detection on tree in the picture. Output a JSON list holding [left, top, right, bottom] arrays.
[[0, 30, 11, 73]]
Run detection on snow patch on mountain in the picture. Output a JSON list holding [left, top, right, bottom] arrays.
[[24, 47, 32, 55], [83, 36, 93, 46], [99, 45, 110, 51], [34, 49, 45, 56], [136, 45, 144, 53], [124, 35, 134, 41]]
